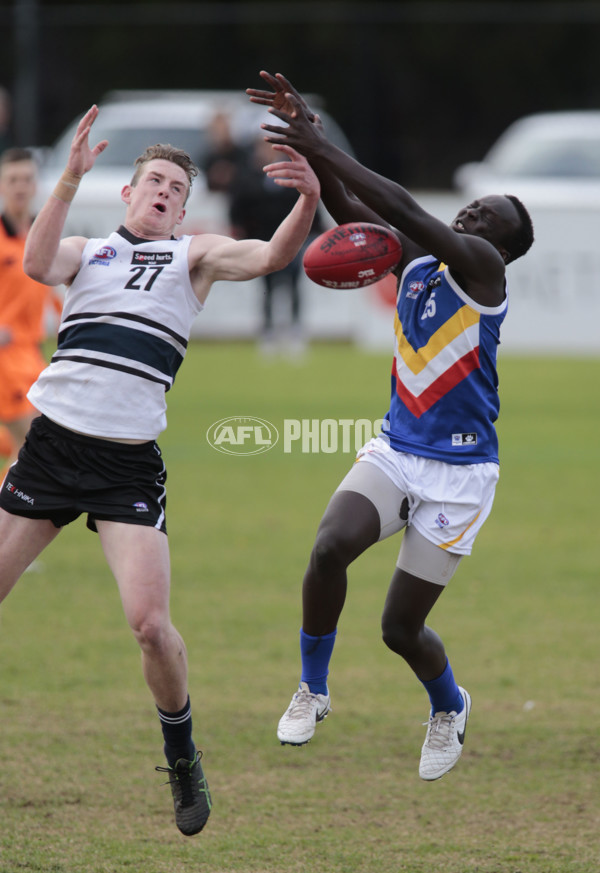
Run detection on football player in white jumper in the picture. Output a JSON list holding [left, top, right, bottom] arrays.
[[0, 104, 320, 836]]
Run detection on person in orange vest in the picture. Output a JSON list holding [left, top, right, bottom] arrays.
[[0, 147, 61, 481]]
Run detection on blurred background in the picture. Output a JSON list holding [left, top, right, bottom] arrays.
[[2, 0, 600, 353], [3, 0, 600, 185]]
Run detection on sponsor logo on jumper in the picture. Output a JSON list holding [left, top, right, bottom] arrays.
[[89, 245, 117, 266], [133, 501, 149, 512], [132, 252, 173, 265], [426, 275, 442, 292], [452, 432, 478, 446], [6, 481, 34, 505], [435, 512, 450, 529]]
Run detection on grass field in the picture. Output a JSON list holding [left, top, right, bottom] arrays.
[[0, 342, 598, 873]]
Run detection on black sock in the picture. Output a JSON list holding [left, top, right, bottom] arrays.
[[157, 696, 196, 767]]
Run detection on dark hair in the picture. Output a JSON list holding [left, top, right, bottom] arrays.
[[131, 144, 199, 203], [0, 146, 34, 167], [503, 194, 534, 263]]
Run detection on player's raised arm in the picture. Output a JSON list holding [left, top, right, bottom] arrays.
[[24, 105, 109, 287], [248, 71, 385, 230], [187, 145, 320, 304], [256, 74, 516, 299]]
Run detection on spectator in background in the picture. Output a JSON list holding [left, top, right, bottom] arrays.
[[229, 136, 323, 356], [0, 148, 61, 482], [201, 110, 249, 194]]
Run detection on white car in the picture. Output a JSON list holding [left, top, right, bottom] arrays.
[[453, 110, 600, 207], [36, 89, 353, 237]]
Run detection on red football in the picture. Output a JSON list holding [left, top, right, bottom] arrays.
[[303, 222, 402, 289]]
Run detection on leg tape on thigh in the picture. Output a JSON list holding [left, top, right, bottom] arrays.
[[335, 460, 408, 541], [396, 525, 462, 587]]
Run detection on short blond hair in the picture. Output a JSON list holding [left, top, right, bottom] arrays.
[[131, 144, 199, 202]]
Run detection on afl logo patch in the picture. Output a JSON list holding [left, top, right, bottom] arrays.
[[407, 280, 425, 299], [89, 245, 117, 266]]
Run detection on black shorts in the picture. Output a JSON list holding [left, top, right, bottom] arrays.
[[0, 415, 167, 533]]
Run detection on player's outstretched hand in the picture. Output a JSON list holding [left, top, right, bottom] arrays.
[[247, 71, 316, 122], [260, 91, 326, 161], [66, 105, 109, 177], [262, 145, 320, 199]]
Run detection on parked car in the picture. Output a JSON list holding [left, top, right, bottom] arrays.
[[453, 110, 600, 206], [35, 89, 353, 237]]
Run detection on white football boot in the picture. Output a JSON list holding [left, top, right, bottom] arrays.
[[277, 681, 331, 745], [419, 686, 471, 781]]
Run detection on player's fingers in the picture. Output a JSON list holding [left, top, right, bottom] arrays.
[[277, 76, 311, 110], [246, 95, 269, 106], [263, 164, 290, 174], [77, 106, 96, 126], [284, 93, 315, 122], [74, 121, 88, 140], [259, 70, 280, 88], [246, 88, 273, 100], [75, 105, 98, 133], [71, 126, 93, 150], [263, 137, 288, 148], [265, 158, 305, 173], [264, 158, 307, 175], [261, 121, 291, 136], [287, 94, 309, 120], [92, 140, 109, 157], [265, 106, 294, 122], [275, 73, 298, 95], [269, 145, 308, 168], [269, 142, 296, 156], [267, 168, 312, 184], [284, 92, 301, 108]]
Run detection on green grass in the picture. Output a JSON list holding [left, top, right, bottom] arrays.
[[0, 343, 599, 872]]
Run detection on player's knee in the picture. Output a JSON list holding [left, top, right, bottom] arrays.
[[381, 612, 420, 657], [311, 525, 355, 573], [130, 613, 171, 652]]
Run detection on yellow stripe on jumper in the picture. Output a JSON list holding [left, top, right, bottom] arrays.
[[394, 305, 480, 376]]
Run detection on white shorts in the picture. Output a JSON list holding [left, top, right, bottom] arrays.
[[335, 436, 499, 583]]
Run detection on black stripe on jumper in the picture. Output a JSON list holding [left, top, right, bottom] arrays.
[[57, 322, 184, 379], [61, 311, 189, 348], [50, 354, 172, 390]]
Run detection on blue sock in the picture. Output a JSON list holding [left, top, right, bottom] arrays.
[[420, 659, 464, 716], [299, 628, 337, 695]]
